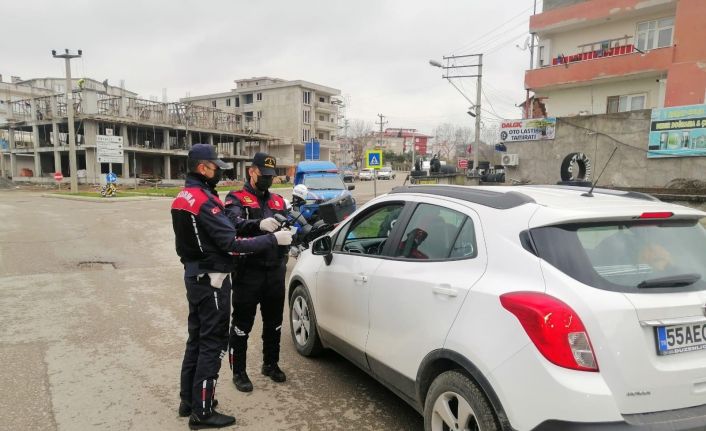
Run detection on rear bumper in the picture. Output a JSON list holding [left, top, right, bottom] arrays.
[[533, 402, 706, 430]]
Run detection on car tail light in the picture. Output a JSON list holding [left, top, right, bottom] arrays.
[[500, 292, 598, 372]]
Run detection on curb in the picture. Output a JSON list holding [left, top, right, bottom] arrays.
[[42, 194, 170, 203]]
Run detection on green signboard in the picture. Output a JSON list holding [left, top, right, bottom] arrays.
[[648, 104, 706, 158]]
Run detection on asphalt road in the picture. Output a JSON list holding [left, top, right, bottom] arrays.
[[0, 173, 421, 431]]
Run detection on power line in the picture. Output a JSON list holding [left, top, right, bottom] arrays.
[[451, 6, 532, 54]]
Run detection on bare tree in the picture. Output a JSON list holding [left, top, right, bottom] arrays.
[[433, 123, 474, 161], [347, 119, 374, 168]]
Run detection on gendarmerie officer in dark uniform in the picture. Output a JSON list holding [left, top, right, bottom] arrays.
[[172, 144, 292, 429], [224, 152, 290, 392]]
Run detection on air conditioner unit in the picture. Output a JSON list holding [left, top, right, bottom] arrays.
[[501, 154, 519, 166]]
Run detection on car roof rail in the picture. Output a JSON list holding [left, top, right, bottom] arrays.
[[529, 184, 659, 202], [389, 185, 535, 209]]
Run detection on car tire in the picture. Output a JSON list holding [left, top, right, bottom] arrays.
[[424, 371, 498, 431], [289, 285, 323, 357]]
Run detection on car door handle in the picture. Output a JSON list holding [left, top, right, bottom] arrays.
[[432, 285, 458, 297], [353, 274, 368, 283]]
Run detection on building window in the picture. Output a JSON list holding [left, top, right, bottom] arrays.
[[226, 98, 232, 107], [636, 17, 674, 51], [235, 97, 240, 107], [303, 128, 311, 142], [607, 93, 647, 113], [244, 93, 253, 104], [211, 100, 217, 108], [303, 110, 310, 124], [256, 92, 262, 102], [319, 132, 325, 139], [244, 111, 254, 120], [319, 96, 325, 103], [303, 91, 311, 105], [319, 114, 326, 122], [257, 111, 262, 119]]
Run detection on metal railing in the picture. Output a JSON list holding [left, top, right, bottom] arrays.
[[551, 35, 635, 66]]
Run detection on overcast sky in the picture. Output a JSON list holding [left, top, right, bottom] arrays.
[[2, 0, 536, 135]]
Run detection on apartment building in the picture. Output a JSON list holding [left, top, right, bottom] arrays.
[[525, 0, 706, 117], [182, 77, 342, 174]]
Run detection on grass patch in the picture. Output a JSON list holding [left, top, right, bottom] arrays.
[[54, 182, 292, 198]]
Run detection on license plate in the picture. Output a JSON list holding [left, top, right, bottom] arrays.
[[656, 323, 706, 355]]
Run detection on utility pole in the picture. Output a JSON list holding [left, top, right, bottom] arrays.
[[52, 49, 82, 193], [430, 54, 483, 179], [525, 0, 538, 119], [374, 114, 387, 197]]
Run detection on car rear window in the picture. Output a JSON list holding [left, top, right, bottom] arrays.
[[529, 218, 706, 293]]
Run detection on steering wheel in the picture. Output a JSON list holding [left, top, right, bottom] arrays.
[[343, 242, 365, 254], [368, 239, 387, 255]]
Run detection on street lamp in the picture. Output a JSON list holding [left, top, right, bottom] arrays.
[[52, 49, 82, 193], [429, 56, 483, 179]]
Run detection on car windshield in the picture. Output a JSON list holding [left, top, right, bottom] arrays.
[[381, 167, 391, 172], [303, 175, 345, 190], [529, 218, 706, 293]]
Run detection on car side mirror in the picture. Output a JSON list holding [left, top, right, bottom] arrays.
[[347, 184, 355, 191], [312, 236, 333, 265]]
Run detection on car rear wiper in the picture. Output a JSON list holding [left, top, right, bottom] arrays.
[[637, 273, 701, 288]]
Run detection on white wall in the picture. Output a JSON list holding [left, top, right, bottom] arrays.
[[538, 76, 661, 117]]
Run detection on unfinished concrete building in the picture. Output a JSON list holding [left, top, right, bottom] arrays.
[[0, 88, 280, 185]]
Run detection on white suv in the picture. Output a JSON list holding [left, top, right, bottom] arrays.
[[288, 185, 706, 431]]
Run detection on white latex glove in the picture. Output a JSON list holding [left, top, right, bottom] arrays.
[[259, 217, 280, 233], [273, 230, 293, 246]]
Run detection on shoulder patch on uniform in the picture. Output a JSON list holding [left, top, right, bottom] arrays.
[[171, 187, 208, 215], [211, 207, 221, 215], [268, 194, 286, 210]]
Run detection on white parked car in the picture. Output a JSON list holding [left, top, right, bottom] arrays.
[[288, 184, 706, 431], [359, 169, 374, 181], [377, 166, 395, 180]]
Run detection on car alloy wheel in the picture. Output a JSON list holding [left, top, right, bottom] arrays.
[[424, 371, 498, 431], [291, 295, 310, 346], [289, 285, 323, 356], [431, 391, 480, 431]]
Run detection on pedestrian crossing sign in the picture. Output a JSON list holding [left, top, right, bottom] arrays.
[[365, 150, 383, 169]]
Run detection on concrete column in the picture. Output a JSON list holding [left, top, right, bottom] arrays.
[[240, 160, 247, 181], [32, 124, 41, 178], [238, 138, 245, 156], [52, 122, 62, 174], [123, 151, 130, 179], [208, 134, 214, 146], [163, 128, 170, 150], [164, 155, 171, 180], [120, 125, 130, 179], [186, 132, 193, 148], [8, 129, 16, 178]]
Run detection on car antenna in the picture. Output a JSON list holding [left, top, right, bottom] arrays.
[[582, 146, 617, 197]]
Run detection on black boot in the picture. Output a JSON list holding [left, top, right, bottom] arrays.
[[232, 371, 253, 392], [262, 363, 286, 383], [179, 399, 218, 417], [188, 411, 235, 430]]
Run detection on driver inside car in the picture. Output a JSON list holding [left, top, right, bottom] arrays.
[[398, 228, 429, 259]]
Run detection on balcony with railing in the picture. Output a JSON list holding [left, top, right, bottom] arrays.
[[527, 35, 673, 90]]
